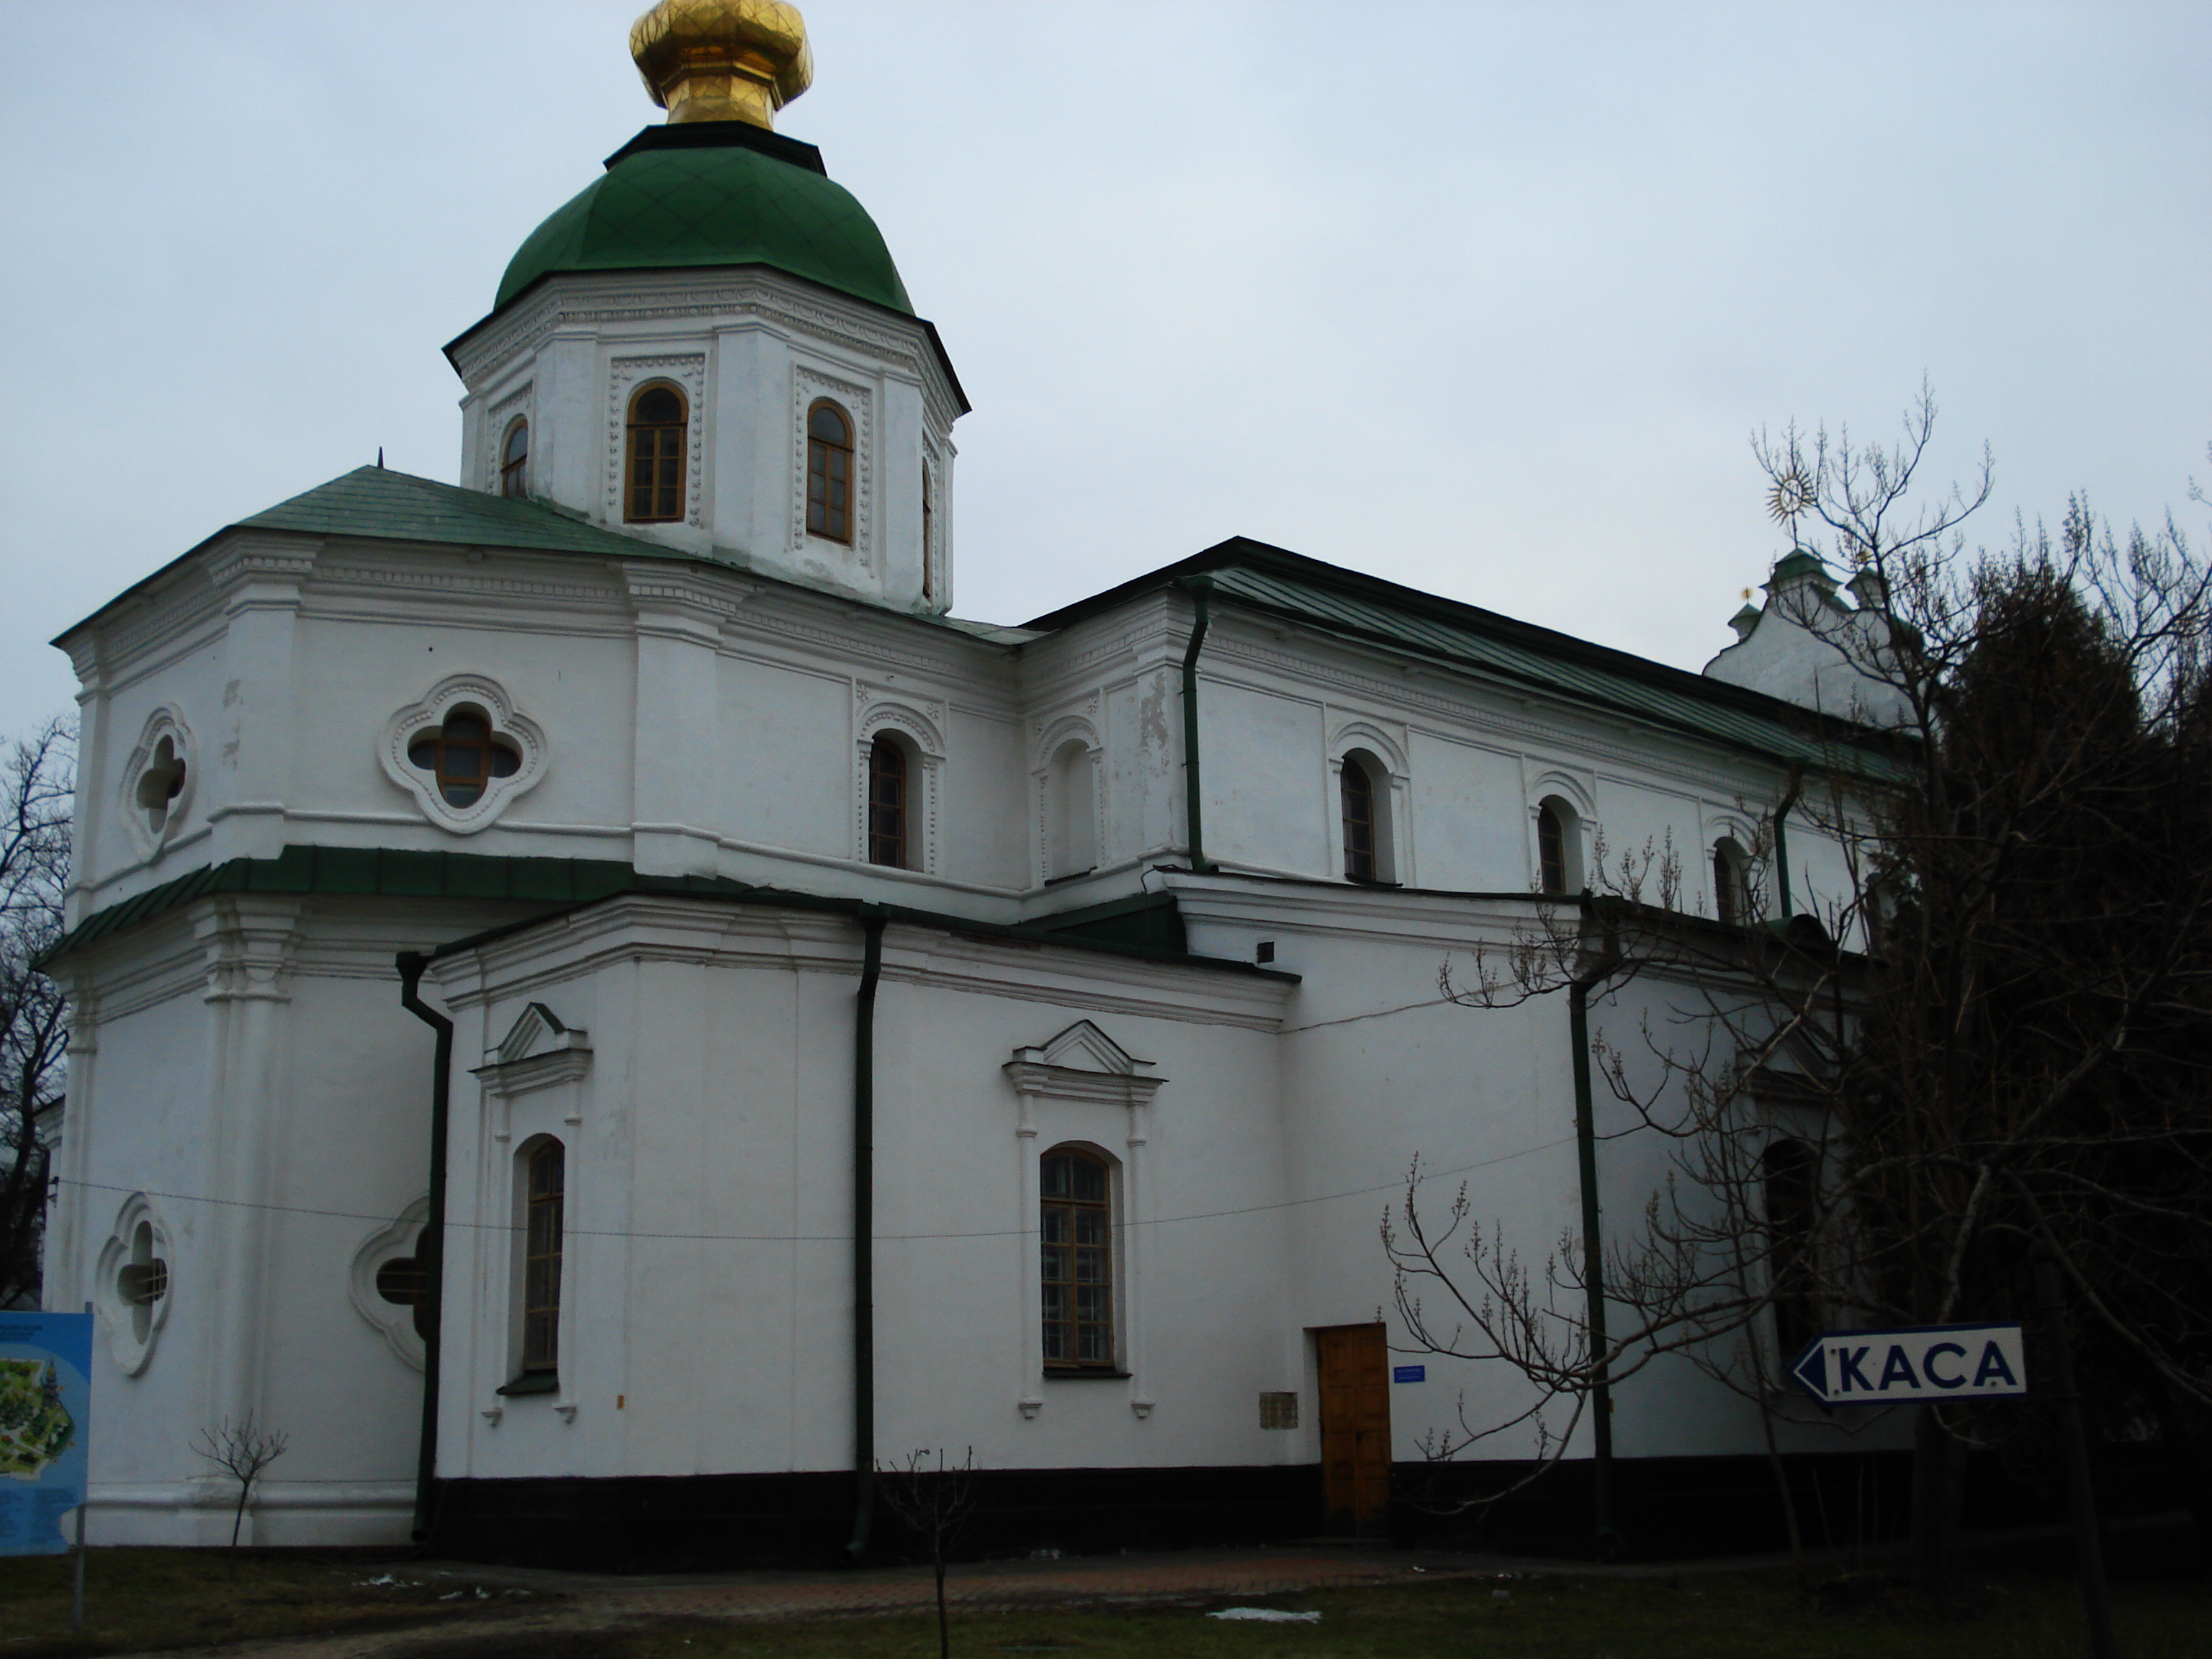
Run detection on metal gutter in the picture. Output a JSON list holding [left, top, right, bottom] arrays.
[[845, 909, 886, 1559], [395, 952, 454, 1546], [1177, 577, 1215, 873]]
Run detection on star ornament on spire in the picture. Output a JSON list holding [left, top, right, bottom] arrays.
[[629, 0, 814, 129]]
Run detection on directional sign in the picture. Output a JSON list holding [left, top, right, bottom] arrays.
[[1789, 1323, 2027, 1406]]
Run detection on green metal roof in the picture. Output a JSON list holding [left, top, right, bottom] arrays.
[[42, 846, 1291, 985], [495, 130, 911, 315], [237, 466, 695, 561], [1026, 539, 1911, 780]]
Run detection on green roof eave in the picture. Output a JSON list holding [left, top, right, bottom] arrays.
[[1022, 537, 1914, 783], [40, 846, 1298, 988]]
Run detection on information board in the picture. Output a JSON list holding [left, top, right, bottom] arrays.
[[0, 1310, 91, 1557]]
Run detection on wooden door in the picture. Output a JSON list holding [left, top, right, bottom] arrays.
[[1315, 1323, 1391, 1535]]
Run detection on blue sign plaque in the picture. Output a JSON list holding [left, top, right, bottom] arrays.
[[0, 1311, 92, 1557], [1392, 1364, 1426, 1384]]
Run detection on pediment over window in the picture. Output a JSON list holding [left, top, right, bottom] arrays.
[[1004, 1020, 1164, 1106], [473, 1002, 591, 1094]]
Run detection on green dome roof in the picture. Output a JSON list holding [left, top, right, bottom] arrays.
[[495, 127, 912, 315]]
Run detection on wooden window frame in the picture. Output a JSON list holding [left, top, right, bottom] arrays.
[[1763, 1138, 1820, 1362], [867, 733, 908, 868], [1714, 837, 1751, 926], [1537, 800, 1570, 894], [806, 398, 854, 544], [407, 708, 520, 810], [521, 1140, 565, 1377], [500, 417, 529, 499], [1040, 1145, 1116, 1371], [1341, 757, 1378, 883], [624, 383, 688, 524]]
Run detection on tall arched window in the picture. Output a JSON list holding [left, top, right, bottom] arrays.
[[921, 462, 934, 601], [408, 709, 521, 809], [624, 385, 687, 523], [500, 418, 529, 498], [1713, 837, 1751, 926], [1047, 739, 1097, 880], [807, 400, 853, 542], [1341, 757, 1379, 882], [1040, 1146, 1115, 1370], [1537, 798, 1578, 894], [868, 734, 908, 868], [520, 1139, 565, 1379], [1763, 1138, 1820, 1362]]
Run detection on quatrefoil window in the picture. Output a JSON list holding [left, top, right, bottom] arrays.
[[373, 1229, 432, 1341], [408, 709, 521, 809], [118, 1220, 171, 1343], [134, 736, 187, 834], [380, 676, 547, 834]]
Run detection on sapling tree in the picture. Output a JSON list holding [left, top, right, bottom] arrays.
[[876, 1446, 979, 1659], [192, 1413, 291, 1555]]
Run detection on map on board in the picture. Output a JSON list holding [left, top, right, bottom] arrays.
[[0, 1357, 75, 1479], [0, 1312, 91, 1556]]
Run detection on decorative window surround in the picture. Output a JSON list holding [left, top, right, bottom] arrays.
[[1328, 719, 1411, 887], [791, 364, 873, 564], [1005, 1021, 1165, 1413], [95, 1192, 173, 1375], [853, 688, 944, 875], [349, 1197, 431, 1371], [120, 707, 197, 863], [484, 383, 534, 493], [1030, 707, 1104, 888], [471, 1003, 593, 1145], [605, 355, 706, 529], [380, 675, 549, 835]]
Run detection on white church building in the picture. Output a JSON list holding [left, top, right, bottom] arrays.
[[42, 1, 1903, 1565]]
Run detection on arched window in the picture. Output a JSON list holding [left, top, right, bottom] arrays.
[[806, 400, 853, 542], [1341, 756, 1380, 882], [500, 418, 529, 498], [1713, 837, 1751, 926], [520, 1139, 565, 1380], [868, 734, 908, 868], [624, 384, 687, 523], [1040, 1146, 1115, 1370], [408, 709, 521, 809], [1047, 739, 1097, 880], [1763, 1138, 1820, 1362], [1537, 797, 1580, 894], [921, 462, 934, 601]]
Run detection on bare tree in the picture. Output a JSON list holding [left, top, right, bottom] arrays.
[[192, 1413, 290, 1555], [0, 720, 73, 1310], [876, 1446, 979, 1659], [1386, 397, 2212, 1581]]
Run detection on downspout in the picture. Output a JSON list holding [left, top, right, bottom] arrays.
[[1175, 577, 1215, 873], [1568, 928, 1625, 1558], [396, 952, 452, 1547], [1771, 767, 1804, 921], [845, 908, 886, 1560]]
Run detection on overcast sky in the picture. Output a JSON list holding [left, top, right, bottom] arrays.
[[3, 1, 2206, 731]]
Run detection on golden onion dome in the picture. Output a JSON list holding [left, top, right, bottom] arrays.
[[629, 0, 814, 129]]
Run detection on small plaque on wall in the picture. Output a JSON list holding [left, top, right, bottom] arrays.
[[1258, 1391, 1299, 1430]]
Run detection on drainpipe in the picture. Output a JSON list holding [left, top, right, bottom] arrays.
[[1175, 577, 1215, 873], [1568, 932, 1625, 1559], [396, 952, 453, 1547], [845, 909, 886, 1560], [1771, 767, 1804, 922]]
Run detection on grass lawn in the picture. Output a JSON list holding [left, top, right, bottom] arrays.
[[1, 1545, 2205, 1658], [0, 1549, 542, 1656]]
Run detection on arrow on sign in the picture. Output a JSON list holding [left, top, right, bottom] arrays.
[[1789, 1323, 2028, 1406]]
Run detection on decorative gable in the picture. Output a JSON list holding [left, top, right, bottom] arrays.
[[473, 1002, 592, 1096], [1004, 1020, 1164, 1107]]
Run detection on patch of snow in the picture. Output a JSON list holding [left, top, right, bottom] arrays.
[[1206, 1609, 1321, 1623]]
